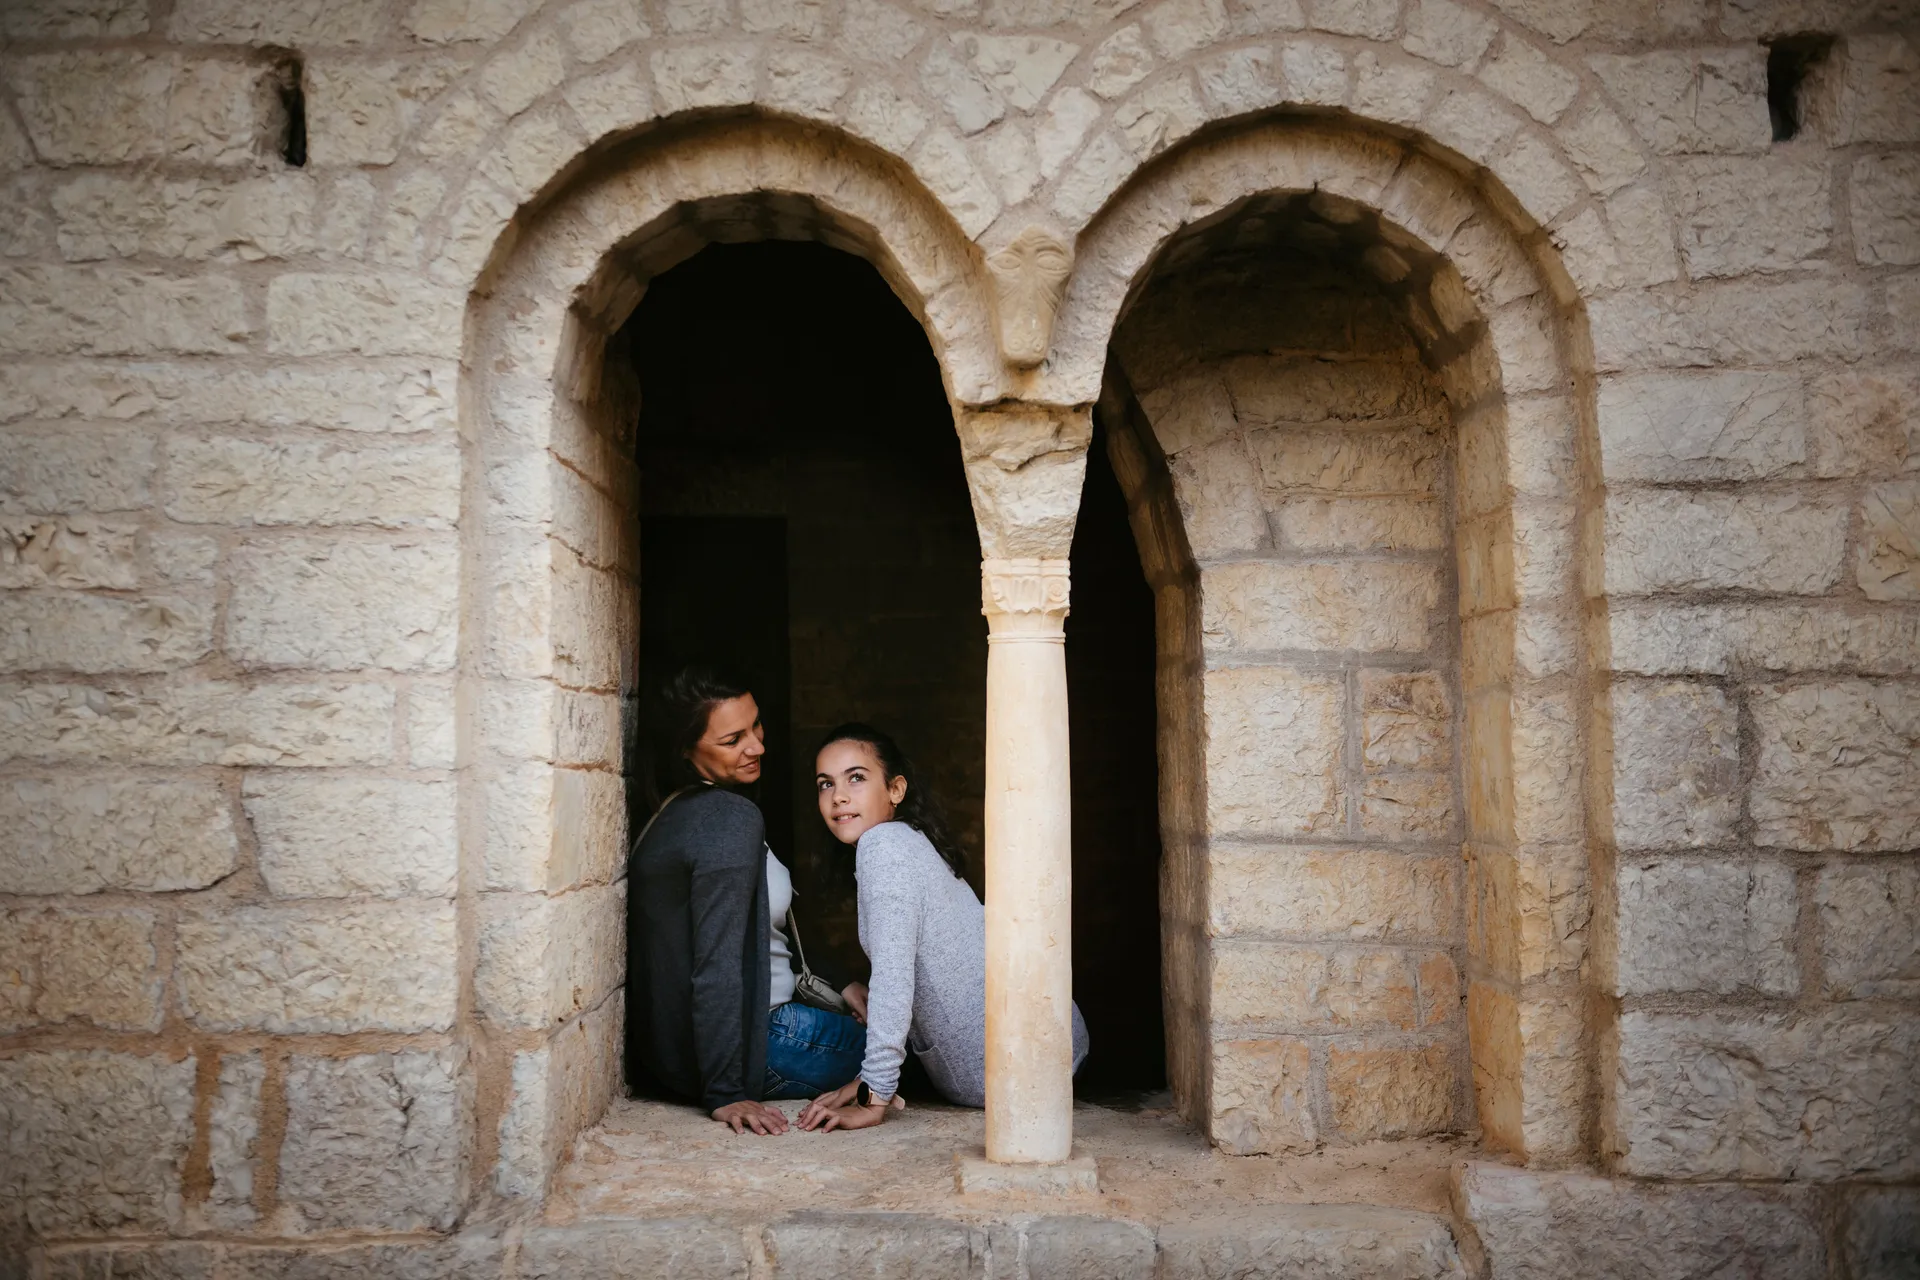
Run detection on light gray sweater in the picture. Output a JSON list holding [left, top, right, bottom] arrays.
[[855, 821, 1088, 1107]]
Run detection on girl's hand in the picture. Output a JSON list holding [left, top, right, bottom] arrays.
[[798, 1081, 859, 1129], [810, 1100, 890, 1132], [840, 982, 869, 1024], [711, 1100, 789, 1135]]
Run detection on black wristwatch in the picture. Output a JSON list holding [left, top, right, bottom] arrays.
[[856, 1080, 871, 1107]]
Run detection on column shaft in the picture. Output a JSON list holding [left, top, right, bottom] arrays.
[[981, 557, 1075, 1164]]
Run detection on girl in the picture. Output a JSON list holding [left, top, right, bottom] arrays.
[[798, 724, 1088, 1132], [626, 667, 866, 1136]]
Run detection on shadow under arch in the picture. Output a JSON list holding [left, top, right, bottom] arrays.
[[1053, 115, 1608, 1169], [453, 113, 1008, 1205]]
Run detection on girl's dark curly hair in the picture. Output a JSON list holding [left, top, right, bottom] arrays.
[[647, 664, 754, 807], [816, 722, 967, 880]]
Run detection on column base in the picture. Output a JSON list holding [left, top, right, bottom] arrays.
[[955, 1153, 1099, 1196]]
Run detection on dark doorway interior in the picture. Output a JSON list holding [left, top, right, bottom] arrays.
[[623, 241, 984, 990], [1068, 423, 1167, 1095]]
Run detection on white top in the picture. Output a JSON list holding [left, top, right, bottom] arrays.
[[766, 848, 797, 1009]]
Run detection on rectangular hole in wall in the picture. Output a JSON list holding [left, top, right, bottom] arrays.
[[1765, 34, 1834, 142], [274, 55, 306, 167]]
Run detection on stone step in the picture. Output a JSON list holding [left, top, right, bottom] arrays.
[[38, 1206, 1468, 1280]]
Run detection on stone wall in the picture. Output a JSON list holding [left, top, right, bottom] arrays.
[[1, 0, 1916, 1261], [1113, 220, 1470, 1153]]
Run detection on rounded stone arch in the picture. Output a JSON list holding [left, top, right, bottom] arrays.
[[453, 114, 1003, 1202], [1050, 116, 1606, 1167]]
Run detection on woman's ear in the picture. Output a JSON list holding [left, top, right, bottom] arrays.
[[888, 775, 909, 806]]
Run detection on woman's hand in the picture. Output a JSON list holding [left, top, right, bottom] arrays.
[[840, 982, 869, 1024], [711, 1100, 789, 1135], [797, 1081, 859, 1129], [808, 1100, 891, 1132]]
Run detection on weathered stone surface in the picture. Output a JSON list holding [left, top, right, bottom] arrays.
[[0, 359, 456, 433], [1824, 33, 1920, 145], [494, 995, 621, 1198], [1858, 480, 1920, 601], [1478, 34, 1579, 123], [1851, 152, 1920, 267], [1272, 495, 1444, 552], [1454, 1162, 1827, 1280], [1613, 858, 1798, 996], [279, 1049, 467, 1233], [0, 591, 213, 674], [1751, 680, 1920, 852], [1609, 679, 1739, 849], [5, 52, 258, 165], [0, 265, 250, 356], [1843, 1187, 1920, 1280], [1818, 861, 1920, 1000], [164, 436, 460, 528], [1589, 48, 1770, 154], [1590, 279, 1871, 370], [176, 901, 457, 1031], [52, 172, 326, 263], [0, 775, 238, 894], [1210, 1037, 1317, 1156], [40, 1242, 221, 1280], [0, 1051, 196, 1234], [222, 1233, 507, 1280], [266, 272, 464, 356], [766, 1214, 987, 1278], [0, 680, 395, 767], [1611, 1008, 1920, 1179], [1167, 435, 1269, 559], [206, 1051, 262, 1230], [1608, 600, 1920, 677], [1203, 666, 1345, 837], [1246, 428, 1445, 495], [1210, 848, 1457, 942], [1604, 491, 1847, 595], [475, 883, 625, 1026], [1021, 1217, 1156, 1280], [1596, 371, 1805, 482], [4, 0, 150, 39], [1327, 1041, 1455, 1140], [518, 1219, 747, 1279], [1805, 367, 1920, 477], [407, 0, 542, 42], [1213, 941, 1436, 1030], [245, 775, 457, 898], [226, 537, 459, 671], [1156, 1206, 1464, 1280], [1669, 156, 1830, 278], [0, 425, 153, 512], [0, 905, 162, 1031], [1201, 560, 1441, 653]]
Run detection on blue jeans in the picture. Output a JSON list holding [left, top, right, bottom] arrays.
[[764, 1001, 866, 1100]]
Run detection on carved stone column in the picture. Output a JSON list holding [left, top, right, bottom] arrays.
[[980, 556, 1075, 1165]]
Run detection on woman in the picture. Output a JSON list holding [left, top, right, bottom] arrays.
[[798, 724, 1089, 1132], [626, 666, 866, 1136]]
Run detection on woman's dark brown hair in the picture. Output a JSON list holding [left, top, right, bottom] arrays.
[[647, 664, 753, 807], [816, 722, 967, 880]]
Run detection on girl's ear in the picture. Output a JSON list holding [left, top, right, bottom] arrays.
[[888, 775, 909, 806]]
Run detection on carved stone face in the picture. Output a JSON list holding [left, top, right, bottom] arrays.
[[986, 226, 1073, 369]]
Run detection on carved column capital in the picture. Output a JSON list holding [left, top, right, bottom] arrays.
[[981, 557, 1070, 639]]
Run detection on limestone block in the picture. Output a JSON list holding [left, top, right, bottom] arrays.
[[1138, 371, 1233, 456], [226, 537, 459, 672], [407, 677, 458, 768], [4, 52, 174, 163], [1352, 52, 1439, 129], [1805, 367, 1920, 477], [1211, 848, 1456, 941], [1818, 861, 1920, 1000], [0, 359, 457, 434], [1590, 48, 1770, 155], [168, 0, 388, 42], [1477, 34, 1578, 124], [1360, 670, 1451, 771], [1398, 0, 1495, 67], [1844, 1187, 1920, 1280], [166, 57, 278, 165], [1212, 941, 1434, 1030], [1826, 34, 1920, 145], [1608, 600, 1920, 678], [1281, 38, 1350, 107], [1849, 153, 1920, 267], [765, 49, 854, 120], [219, 1234, 506, 1279], [0, 265, 250, 357], [1113, 75, 1206, 161], [1509, 689, 1581, 846], [1668, 155, 1831, 278], [164, 436, 459, 528], [1596, 371, 1805, 482], [1468, 844, 1588, 984], [0, 775, 237, 894], [1305, 0, 1401, 40], [245, 775, 456, 898], [1272, 495, 1445, 553], [650, 43, 760, 114], [0, 905, 161, 1031], [1359, 770, 1455, 841], [303, 58, 454, 167], [846, 84, 931, 155], [956, 405, 1087, 557], [1610, 1008, 1919, 1179], [176, 901, 457, 1032], [1453, 1163, 1827, 1280], [1210, 1037, 1316, 1155], [1051, 128, 1134, 225], [839, 0, 925, 65], [206, 1051, 262, 1230], [1196, 45, 1280, 117], [267, 272, 464, 357], [1202, 560, 1440, 654], [0, 591, 214, 674], [519, 1219, 747, 1278], [0, 518, 199, 592], [1202, 665, 1345, 838], [279, 1048, 467, 1232], [1157, 1205, 1465, 1280], [561, 61, 653, 143], [3, 0, 149, 38], [1087, 25, 1153, 98], [1603, 490, 1846, 595], [476, 883, 625, 1027], [1751, 680, 1920, 852], [0, 427, 150, 517], [1249, 426, 1445, 500], [407, 0, 543, 42], [1554, 100, 1646, 195], [0, 680, 395, 767], [1609, 679, 1739, 849], [1327, 1041, 1455, 1139], [1858, 480, 1920, 601], [0, 1051, 196, 1235], [1165, 432, 1270, 558], [51, 172, 323, 263], [1892, 273, 1920, 353], [494, 994, 621, 1197], [1589, 278, 1871, 371], [1613, 858, 1797, 996]]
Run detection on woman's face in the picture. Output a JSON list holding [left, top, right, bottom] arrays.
[[816, 739, 907, 846], [688, 694, 766, 786]]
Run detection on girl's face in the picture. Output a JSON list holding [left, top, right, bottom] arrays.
[[816, 739, 907, 846], [688, 694, 766, 786]]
